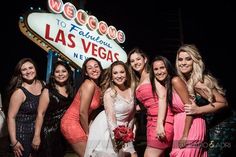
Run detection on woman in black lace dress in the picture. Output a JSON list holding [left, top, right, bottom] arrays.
[[32, 61, 74, 157], [7, 58, 44, 157], [176, 44, 236, 157]]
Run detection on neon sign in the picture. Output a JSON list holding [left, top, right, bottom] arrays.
[[19, 0, 127, 68]]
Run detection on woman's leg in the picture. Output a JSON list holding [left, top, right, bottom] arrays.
[[144, 146, 165, 157], [71, 141, 87, 157]]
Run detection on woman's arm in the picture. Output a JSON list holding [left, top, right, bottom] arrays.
[[7, 89, 25, 155], [155, 79, 167, 139], [79, 80, 95, 135], [103, 89, 117, 138], [128, 95, 137, 137], [185, 84, 228, 115], [172, 77, 193, 148], [32, 88, 50, 149], [103, 89, 122, 151]]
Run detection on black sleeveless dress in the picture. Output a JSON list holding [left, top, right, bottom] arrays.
[[38, 88, 72, 157], [15, 86, 40, 157], [196, 96, 236, 157]]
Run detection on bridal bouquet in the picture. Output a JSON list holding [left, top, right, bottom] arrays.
[[113, 125, 134, 151]]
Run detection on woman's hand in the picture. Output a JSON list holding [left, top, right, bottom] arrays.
[[156, 123, 166, 141], [184, 99, 200, 115], [12, 141, 24, 157], [32, 135, 41, 150], [178, 136, 188, 149]]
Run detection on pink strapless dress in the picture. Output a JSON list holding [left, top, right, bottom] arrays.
[[136, 83, 174, 149], [170, 91, 207, 157], [60, 86, 101, 144]]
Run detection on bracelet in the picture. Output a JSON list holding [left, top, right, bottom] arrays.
[[10, 141, 18, 148]]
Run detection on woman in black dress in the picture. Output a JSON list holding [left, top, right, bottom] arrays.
[[32, 60, 74, 157], [7, 58, 44, 157]]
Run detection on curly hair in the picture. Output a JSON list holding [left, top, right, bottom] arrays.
[[100, 61, 132, 98]]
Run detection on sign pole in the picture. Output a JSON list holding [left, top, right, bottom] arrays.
[[46, 50, 58, 83]]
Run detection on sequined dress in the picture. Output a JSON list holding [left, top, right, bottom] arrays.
[[196, 95, 236, 157], [38, 88, 72, 157], [15, 86, 40, 157]]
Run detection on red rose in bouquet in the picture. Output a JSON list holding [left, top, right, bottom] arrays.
[[113, 125, 134, 151]]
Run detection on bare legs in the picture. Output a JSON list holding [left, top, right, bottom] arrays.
[[144, 146, 164, 157], [71, 141, 86, 157]]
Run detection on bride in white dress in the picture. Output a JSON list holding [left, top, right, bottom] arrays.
[[85, 61, 137, 157]]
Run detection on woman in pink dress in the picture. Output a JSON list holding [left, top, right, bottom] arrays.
[[127, 47, 174, 157], [60, 57, 103, 157], [176, 44, 231, 157], [149, 56, 207, 157]]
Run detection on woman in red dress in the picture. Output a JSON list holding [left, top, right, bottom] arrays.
[[60, 57, 103, 157]]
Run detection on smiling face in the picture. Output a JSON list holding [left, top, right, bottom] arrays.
[[20, 61, 37, 82], [177, 51, 194, 75], [152, 60, 168, 82], [54, 64, 69, 85], [129, 52, 146, 74], [112, 64, 127, 88], [85, 59, 102, 81]]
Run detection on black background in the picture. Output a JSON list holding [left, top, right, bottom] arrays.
[[1, 0, 235, 109]]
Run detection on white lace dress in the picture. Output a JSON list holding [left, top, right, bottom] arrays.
[[84, 88, 136, 157]]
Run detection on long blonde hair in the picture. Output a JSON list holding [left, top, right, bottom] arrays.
[[176, 44, 225, 102]]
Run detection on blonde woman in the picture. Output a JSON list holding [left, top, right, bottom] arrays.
[[176, 44, 236, 157]]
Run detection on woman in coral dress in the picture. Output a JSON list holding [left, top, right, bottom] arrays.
[[60, 57, 103, 157]]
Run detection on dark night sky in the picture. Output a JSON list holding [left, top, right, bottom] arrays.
[[1, 0, 235, 108]]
